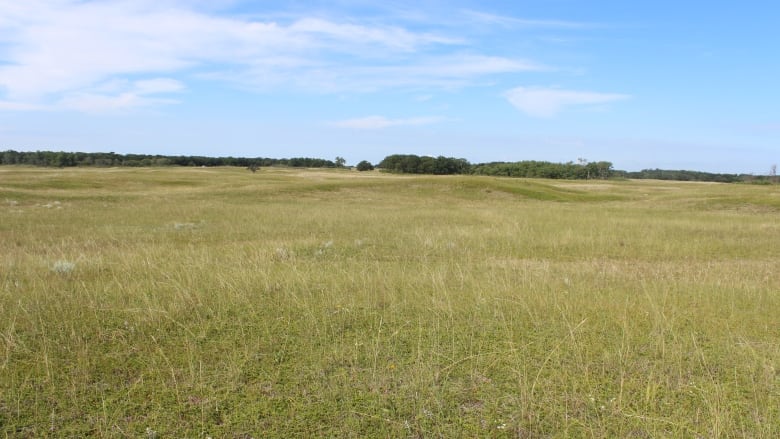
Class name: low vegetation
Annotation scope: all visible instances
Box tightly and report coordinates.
[5,150,774,183]
[1,167,778,437]
[0,150,340,169]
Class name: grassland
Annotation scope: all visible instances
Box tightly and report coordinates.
[1,166,778,437]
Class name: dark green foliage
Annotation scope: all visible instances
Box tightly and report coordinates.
[471,160,614,180]
[1,150,769,184]
[0,150,337,169]
[619,168,742,183]
[377,154,471,175]
[355,160,374,171]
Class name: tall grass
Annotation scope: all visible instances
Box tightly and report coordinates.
[1,167,778,437]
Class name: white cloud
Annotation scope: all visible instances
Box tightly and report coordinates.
[0,101,45,111]
[58,78,184,112]
[463,10,596,29]
[214,54,545,94]
[302,55,546,92]
[133,78,186,95]
[0,1,545,111]
[505,86,630,118]
[331,116,444,129]
[0,1,292,100]
[289,17,460,51]
[399,55,545,78]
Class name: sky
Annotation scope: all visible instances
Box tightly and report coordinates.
[0,0,778,173]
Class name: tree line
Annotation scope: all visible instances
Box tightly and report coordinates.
[0,150,338,169]
[376,154,471,175]
[614,168,742,183]
[375,155,768,183]
[1,149,772,183]
[471,160,614,180]
[377,155,614,180]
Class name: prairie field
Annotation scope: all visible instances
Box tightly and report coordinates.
[0,166,778,437]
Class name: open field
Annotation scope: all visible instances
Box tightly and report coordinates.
[1,166,778,437]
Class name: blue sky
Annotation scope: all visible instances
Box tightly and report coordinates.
[0,0,778,173]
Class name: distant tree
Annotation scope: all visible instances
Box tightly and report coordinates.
[377,154,470,174]
[624,168,740,183]
[577,158,592,179]
[356,160,374,171]
[335,156,346,168]
[2,150,20,165]
[588,161,613,179]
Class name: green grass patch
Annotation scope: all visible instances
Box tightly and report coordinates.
[1,167,778,437]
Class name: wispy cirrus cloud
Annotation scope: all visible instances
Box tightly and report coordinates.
[0,1,542,112]
[505,86,630,118]
[331,116,444,129]
[270,55,546,93]
[58,78,185,112]
[462,10,597,29]
[289,17,461,50]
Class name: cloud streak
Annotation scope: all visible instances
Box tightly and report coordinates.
[58,78,185,112]
[505,86,630,117]
[331,116,444,129]
[463,10,597,29]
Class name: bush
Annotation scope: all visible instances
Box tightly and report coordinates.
[356,160,374,171]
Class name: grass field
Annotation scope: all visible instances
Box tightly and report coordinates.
[1,166,778,437]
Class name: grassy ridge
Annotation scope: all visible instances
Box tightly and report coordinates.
[1,167,778,437]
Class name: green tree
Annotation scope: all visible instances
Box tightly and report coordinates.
[335,156,346,167]
[356,160,374,171]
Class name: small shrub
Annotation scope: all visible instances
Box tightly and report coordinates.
[356,160,374,171]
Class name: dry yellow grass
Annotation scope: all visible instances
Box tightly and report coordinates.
[1,166,778,437]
